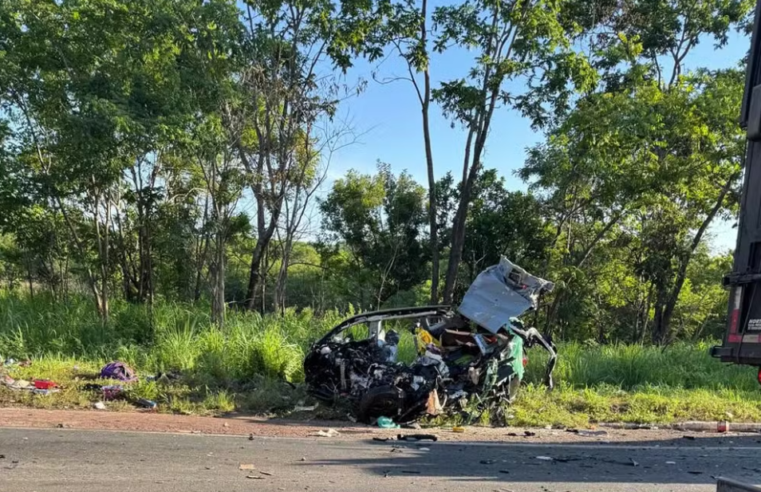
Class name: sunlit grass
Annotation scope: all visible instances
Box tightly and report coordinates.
[1,294,760,424]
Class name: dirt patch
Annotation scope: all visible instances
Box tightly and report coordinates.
[0,407,748,446]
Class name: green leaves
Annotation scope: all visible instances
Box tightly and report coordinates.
[320,164,429,304]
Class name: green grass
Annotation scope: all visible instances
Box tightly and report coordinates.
[1,293,760,425]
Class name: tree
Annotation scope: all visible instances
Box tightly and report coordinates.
[320,164,429,308]
[462,170,553,282]
[371,0,440,302]
[435,0,598,304]
[0,0,244,321]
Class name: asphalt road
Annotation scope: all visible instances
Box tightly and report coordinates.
[2,428,761,492]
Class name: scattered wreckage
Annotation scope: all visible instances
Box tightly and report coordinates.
[304,257,557,424]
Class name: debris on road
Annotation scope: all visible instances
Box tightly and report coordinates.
[568,429,608,437]
[312,429,340,438]
[397,434,438,442]
[524,431,536,437]
[630,458,639,467]
[536,456,553,461]
[373,437,392,442]
[246,475,265,480]
[480,459,496,465]
[303,258,556,424]
[452,426,465,433]
[239,464,256,471]
[93,402,106,410]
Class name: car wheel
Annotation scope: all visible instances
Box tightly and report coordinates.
[357,385,406,424]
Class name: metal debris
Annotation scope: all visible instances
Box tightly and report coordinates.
[397,434,437,442]
[303,258,556,424]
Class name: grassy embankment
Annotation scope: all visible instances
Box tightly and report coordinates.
[0,294,758,427]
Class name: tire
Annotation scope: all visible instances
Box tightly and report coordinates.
[357,385,406,424]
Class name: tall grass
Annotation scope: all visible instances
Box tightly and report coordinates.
[0,294,339,384]
[0,293,757,393]
[524,341,757,391]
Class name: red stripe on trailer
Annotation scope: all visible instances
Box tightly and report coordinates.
[730,310,740,333]
[729,334,742,343]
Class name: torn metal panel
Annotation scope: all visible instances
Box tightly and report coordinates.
[458,257,554,334]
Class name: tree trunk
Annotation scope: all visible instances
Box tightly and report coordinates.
[653,175,736,344]
[193,196,210,303]
[273,238,292,314]
[210,232,226,328]
[442,130,479,304]
[417,0,439,305]
[244,203,280,311]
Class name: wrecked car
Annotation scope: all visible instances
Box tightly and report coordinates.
[304,257,557,424]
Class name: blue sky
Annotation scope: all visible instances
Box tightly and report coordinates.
[325,29,749,253]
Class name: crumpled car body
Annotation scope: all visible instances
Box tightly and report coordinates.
[304,257,557,424]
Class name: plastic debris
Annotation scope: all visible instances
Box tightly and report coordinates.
[239,464,256,471]
[377,417,400,429]
[99,361,137,382]
[535,456,553,461]
[93,401,106,410]
[718,421,730,433]
[33,379,58,390]
[666,461,676,465]
[312,429,340,438]
[452,426,465,433]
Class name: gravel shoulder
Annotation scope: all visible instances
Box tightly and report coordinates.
[0,407,755,447]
